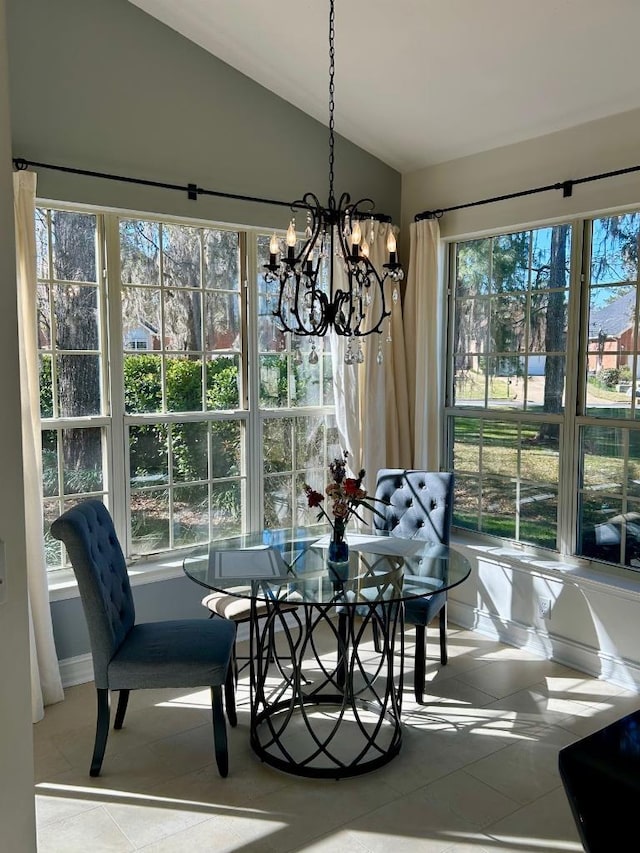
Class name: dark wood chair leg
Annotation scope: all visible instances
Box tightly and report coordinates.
[113,689,129,730]
[211,686,229,778]
[224,664,237,728]
[90,688,111,777]
[414,625,426,704]
[439,604,448,665]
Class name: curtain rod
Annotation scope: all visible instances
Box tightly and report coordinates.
[12,157,392,223]
[414,162,640,221]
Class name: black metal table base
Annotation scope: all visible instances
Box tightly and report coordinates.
[249,599,404,779]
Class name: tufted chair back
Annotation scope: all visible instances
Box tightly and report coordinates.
[374,470,454,545]
[51,500,135,689]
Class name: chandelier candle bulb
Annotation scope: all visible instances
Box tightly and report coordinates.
[286,220,297,260]
[269,233,279,267]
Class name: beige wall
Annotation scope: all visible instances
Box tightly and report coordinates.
[402,107,640,692]
[402,107,640,239]
[0,0,36,848]
[7,0,400,231]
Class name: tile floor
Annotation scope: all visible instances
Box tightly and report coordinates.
[34,623,640,852]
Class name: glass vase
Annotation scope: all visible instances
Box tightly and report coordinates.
[327,522,349,581]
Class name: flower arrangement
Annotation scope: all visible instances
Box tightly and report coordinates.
[303,451,387,554]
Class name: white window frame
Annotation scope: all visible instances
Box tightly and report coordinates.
[40,201,337,594]
[445,205,640,576]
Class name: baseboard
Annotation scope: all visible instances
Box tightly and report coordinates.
[58,602,640,694]
[449,599,640,693]
[58,653,94,688]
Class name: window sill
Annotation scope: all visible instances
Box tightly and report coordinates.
[48,553,191,602]
[451,530,640,598]
[50,532,640,603]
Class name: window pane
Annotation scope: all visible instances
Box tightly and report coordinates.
[171,422,208,483]
[264,418,293,473]
[129,424,169,488]
[206,355,240,410]
[62,428,104,495]
[50,211,96,282]
[120,220,160,285]
[55,283,99,350]
[264,472,294,529]
[42,430,58,497]
[56,354,101,416]
[165,356,203,413]
[173,484,209,547]
[577,425,640,567]
[453,225,569,415]
[260,354,288,407]
[591,214,640,285]
[211,421,241,479]
[203,229,240,291]
[124,354,162,414]
[205,291,241,351]
[131,490,170,555]
[449,415,559,548]
[211,481,242,538]
[122,286,161,352]
[162,224,201,289]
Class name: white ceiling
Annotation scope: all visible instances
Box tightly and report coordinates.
[130,0,640,175]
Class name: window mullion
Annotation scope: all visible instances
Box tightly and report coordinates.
[103,213,128,548]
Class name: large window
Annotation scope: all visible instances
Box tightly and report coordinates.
[39,206,337,572]
[447,210,640,571]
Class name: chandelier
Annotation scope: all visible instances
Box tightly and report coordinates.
[263,0,403,364]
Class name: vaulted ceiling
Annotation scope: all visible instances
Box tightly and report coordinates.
[130,0,640,175]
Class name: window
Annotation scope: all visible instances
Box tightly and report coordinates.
[38,206,337,572]
[447,210,640,571]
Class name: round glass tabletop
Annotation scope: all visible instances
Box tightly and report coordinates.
[183,528,471,607]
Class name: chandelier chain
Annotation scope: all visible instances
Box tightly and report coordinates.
[328,0,336,209]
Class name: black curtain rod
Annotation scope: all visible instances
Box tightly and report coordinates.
[414,162,640,221]
[11,157,392,222]
[13,156,295,210]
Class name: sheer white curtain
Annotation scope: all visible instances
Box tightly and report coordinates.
[404,218,443,469]
[330,221,412,524]
[14,170,64,722]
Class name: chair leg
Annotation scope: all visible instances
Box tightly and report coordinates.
[90,688,111,777]
[439,604,448,665]
[372,618,382,653]
[113,689,130,730]
[211,686,229,778]
[224,663,237,728]
[414,625,426,704]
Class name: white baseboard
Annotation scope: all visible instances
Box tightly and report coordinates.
[58,602,640,694]
[58,653,94,688]
[449,599,640,693]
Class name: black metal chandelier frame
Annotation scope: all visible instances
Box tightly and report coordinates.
[263,0,403,342]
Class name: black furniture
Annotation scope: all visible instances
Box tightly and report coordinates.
[558,709,640,852]
[184,529,470,779]
[51,500,237,778]
[374,469,454,702]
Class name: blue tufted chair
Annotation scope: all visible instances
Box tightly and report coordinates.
[374,470,454,703]
[51,500,237,778]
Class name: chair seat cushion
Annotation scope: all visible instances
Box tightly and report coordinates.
[201,592,298,621]
[404,590,446,626]
[108,619,235,690]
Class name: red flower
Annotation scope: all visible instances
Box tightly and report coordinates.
[304,484,324,508]
[343,478,360,497]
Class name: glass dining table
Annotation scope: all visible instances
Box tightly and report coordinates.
[183,528,471,779]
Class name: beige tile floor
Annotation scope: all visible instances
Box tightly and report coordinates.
[34,624,640,852]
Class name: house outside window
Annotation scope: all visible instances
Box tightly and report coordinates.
[447,210,640,572]
[37,205,338,572]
